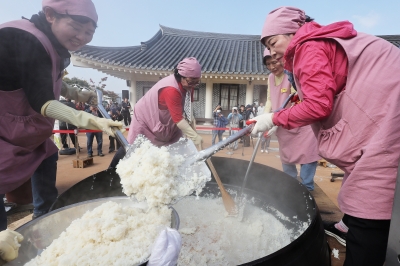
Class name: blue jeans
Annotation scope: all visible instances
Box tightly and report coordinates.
[86,132,103,155]
[212,130,223,145]
[0,152,59,229]
[31,152,58,217]
[282,161,318,191]
[260,136,271,150]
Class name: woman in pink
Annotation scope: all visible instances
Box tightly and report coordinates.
[251,6,400,265]
[0,0,123,261]
[109,57,203,167]
[263,48,319,191]
[127,57,202,147]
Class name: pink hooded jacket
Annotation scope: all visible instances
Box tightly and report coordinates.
[276,21,400,220]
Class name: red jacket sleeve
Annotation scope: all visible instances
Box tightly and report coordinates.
[158,87,184,123]
[273,39,348,129]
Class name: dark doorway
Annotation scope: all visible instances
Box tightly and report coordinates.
[220,84,239,117]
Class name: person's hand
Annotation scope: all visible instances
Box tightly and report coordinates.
[249,113,275,135]
[61,82,98,106]
[0,230,24,262]
[93,118,124,137]
[192,134,203,145]
[148,228,182,266]
[264,126,278,138]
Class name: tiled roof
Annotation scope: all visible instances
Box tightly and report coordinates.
[73,25,268,75]
[378,35,400,48]
[72,25,400,76]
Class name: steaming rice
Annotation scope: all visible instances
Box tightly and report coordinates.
[25,201,171,266]
[174,196,297,265]
[116,137,210,207]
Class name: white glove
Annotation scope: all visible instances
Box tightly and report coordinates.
[148,228,182,266]
[177,119,203,145]
[266,126,278,137]
[0,230,24,262]
[41,100,124,137]
[61,81,97,106]
[250,113,275,135]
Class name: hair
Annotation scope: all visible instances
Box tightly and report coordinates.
[42,8,97,28]
[305,15,314,22]
[173,68,183,83]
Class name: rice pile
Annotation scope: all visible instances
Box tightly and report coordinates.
[116,137,210,207]
[174,196,296,266]
[25,201,171,266]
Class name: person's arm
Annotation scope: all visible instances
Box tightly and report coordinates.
[0,28,55,113]
[273,39,347,129]
[227,113,232,120]
[159,87,202,145]
[159,87,185,123]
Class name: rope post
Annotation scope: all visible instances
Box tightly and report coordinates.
[74,129,79,159]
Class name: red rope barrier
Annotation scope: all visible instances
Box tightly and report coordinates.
[52,127,241,134]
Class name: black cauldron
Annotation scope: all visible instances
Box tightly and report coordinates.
[51,157,330,266]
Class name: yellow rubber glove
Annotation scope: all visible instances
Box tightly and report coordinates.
[61,82,97,106]
[177,119,202,145]
[41,100,124,137]
[0,230,23,262]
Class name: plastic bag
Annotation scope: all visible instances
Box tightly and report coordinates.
[147,227,182,266]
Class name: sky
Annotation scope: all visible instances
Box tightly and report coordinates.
[1,0,399,94]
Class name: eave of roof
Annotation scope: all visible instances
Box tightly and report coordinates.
[72,25,269,76]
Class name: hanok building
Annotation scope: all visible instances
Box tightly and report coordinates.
[71,25,269,123]
[71,26,400,123]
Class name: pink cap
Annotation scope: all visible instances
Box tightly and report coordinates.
[42,0,98,24]
[261,6,305,43]
[177,57,201,78]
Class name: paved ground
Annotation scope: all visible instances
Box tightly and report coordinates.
[6,131,346,265]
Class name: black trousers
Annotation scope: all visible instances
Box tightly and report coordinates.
[59,123,76,148]
[343,214,390,266]
[123,112,131,126]
[109,136,121,152]
[109,146,126,168]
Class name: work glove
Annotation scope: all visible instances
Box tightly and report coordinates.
[264,126,278,138]
[61,81,97,106]
[41,100,124,137]
[148,228,182,266]
[249,113,275,136]
[177,119,203,145]
[0,229,24,262]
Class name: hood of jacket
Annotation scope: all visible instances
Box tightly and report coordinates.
[284,21,357,72]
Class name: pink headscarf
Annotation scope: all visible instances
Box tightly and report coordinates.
[263,48,271,57]
[177,57,201,78]
[263,48,271,65]
[260,6,305,43]
[42,0,98,24]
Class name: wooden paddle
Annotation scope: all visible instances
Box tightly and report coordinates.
[200,144,237,215]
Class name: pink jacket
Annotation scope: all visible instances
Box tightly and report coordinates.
[127,75,184,146]
[269,74,319,164]
[283,21,400,219]
[0,20,61,194]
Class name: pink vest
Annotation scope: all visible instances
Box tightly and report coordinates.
[127,75,183,146]
[269,74,319,164]
[294,33,400,219]
[0,20,61,194]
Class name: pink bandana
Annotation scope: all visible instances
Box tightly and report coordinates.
[42,0,98,24]
[177,57,201,78]
[263,47,271,57]
[261,6,305,44]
